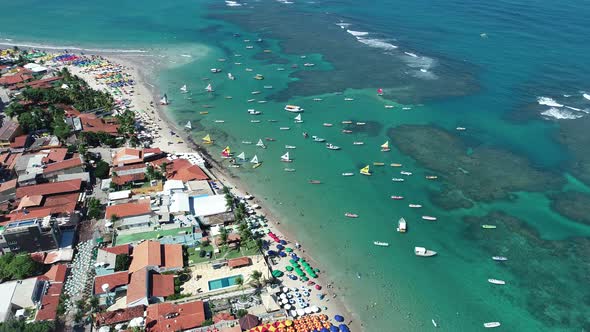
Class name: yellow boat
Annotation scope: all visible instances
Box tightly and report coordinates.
[252,163,262,169]
[390,163,402,167]
[373,162,385,166]
[202,134,213,144]
[200,111,209,115]
[360,165,371,176]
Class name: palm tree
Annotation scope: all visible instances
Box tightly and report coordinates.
[235,276,244,292]
[219,227,229,245]
[249,270,263,289]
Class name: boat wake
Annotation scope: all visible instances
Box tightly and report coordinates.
[346,30,369,37]
[583,93,590,101]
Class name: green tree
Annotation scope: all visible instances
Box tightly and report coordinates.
[115,254,132,271]
[235,276,244,292]
[0,319,55,332]
[0,253,42,280]
[236,309,248,318]
[219,227,229,245]
[94,160,110,179]
[87,198,102,219]
[249,270,263,289]
[201,319,214,327]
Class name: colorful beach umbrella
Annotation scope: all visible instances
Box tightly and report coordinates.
[334,315,344,322]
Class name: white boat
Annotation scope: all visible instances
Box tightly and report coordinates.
[400,171,413,176]
[211,68,222,73]
[180,85,188,93]
[381,141,390,152]
[312,136,326,142]
[385,105,394,109]
[313,98,323,101]
[344,98,354,101]
[342,172,354,176]
[353,142,365,145]
[397,218,407,233]
[258,100,267,104]
[228,73,235,80]
[237,152,246,161]
[248,109,262,115]
[246,45,254,49]
[408,204,422,208]
[279,127,291,130]
[160,94,169,105]
[326,143,341,150]
[185,121,192,130]
[281,152,293,162]
[285,145,296,149]
[492,256,508,261]
[284,168,296,172]
[294,114,303,123]
[242,141,252,145]
[322,123,333,127]
[456,127,466,131]
[256,139,267,149]
[214,120,225,123]
[303,63,315,67]
[415,246,437,257]
[488,279,506,285]
[285,105,304,113]
[251,91,261,95]
[484,322,501,328]
[264,85,273,89]
[247,99,256,103]
[373,241,389,247]
[392,178,405,182]
[250,120,261,123]
[205,83,214,92]
[422,216,437,221]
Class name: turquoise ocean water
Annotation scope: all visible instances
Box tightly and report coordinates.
[2,0,590,330]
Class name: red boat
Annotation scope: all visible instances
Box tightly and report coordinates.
[345,213,359,218]
[391,196,404,200]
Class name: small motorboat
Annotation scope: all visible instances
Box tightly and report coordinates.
[392,178,405,182]
[456,127,467,131]
[344,98,354,101]
[385,105,394,109]
[482,225,497,229]
[357,273,361,279]
[210,68,222,73]
[326,143,341,150]
[242,141,253,145]
[409,204,422,208]
[356,122,366,126]
[303,63,315,67]
[373,241,390,247]
[265,138,276,141]
[425,175,438,180]
[391,196,404,200]
[248,109,262,115]
[323,123,333,127]
[373,162,385,166]
[312,136,326,142]
[488,279,506,285]
[415,246,437,257]
[254,74,264,80]
[492,256,508,261]
[251,91,261,95]
[390,163,403,167]
[313,98,323,101]
[215,120,225,123]
[484,322,501,328]
[247,99,256,102]
[285,145,297,149]
[353,142,365,145]
[341,120,353,124]
[345,213,359,218]
[397,218,407,233]
[284,168,296,172]
[432,319,438,328]
[199,111,209,115]
[284,105,303,112]
[422,216,437,221]
[279,127,291,130]
[342,129,353,134]
[400,171,413,176]
[250,120,261,123]
[342,173,354,176]
[309,180,322,184]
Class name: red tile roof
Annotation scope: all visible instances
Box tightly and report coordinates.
[213,312,235,323]
[43,156,83,174]
[105,199,151,220]
[167,159,208,182]
[45,282,63,296]
[112,173,146,185]
[44,264,69,283]
[10,135,29,149]
[6,207,53,222]
[0,179,17,192]
[151,274,175,298]
[94,271,129,295]
[227,257,251,268]
[11,76,62,91]
[42,148,68,163]
[113,148,143,166]
[79,113,120,135]
[145,301,206,332]
[127,267,149,305]
[113,163,147,173]
[35,292,60,321]
[0,72,33,86]
[95,305,145,327]
[101,244,131,256]
[0,119,21,141]
[16,179,82,199]
[163,244,184,270]
[128,240,161,274]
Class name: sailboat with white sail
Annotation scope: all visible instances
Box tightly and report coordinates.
[205,83,214,92]
[185,121,192,130]
[256,139,266,149]
[280,152,293,163]
[381,141,391,152]
[237,152,246,162]
[180,85,188,93]
[160,94,169,105]
[294,114,303,123]
[250,155,262,168]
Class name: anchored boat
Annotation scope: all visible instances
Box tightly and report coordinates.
[360,165,371,176]
[415,246,437,257]
[381,141,391,152]
[397,218,407,233]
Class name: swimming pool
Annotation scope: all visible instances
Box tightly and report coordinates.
[208,274,243,291]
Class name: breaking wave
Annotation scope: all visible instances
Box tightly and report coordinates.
[541,107,583,120]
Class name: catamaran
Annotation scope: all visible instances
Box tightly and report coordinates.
[185,121,192,130]
[205,83,214,92]
[256,139,267,149]
[381,141,391,152]
[397,218,407,233]
[415,246,437,257]
[360,165,371,176]
[294,114,303,123]
[180,85,188,93]
[160,94,169,105]
[284,105,304,113]
[250,155,262,168]
[202,134,212,144]
[280,152,293,162]
[221,146,232,159]
[237,152,246,161]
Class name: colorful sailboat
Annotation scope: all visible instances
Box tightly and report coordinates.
[205,83,213,92]
[360,165,371,176]
[381,141,391,152]
[250,155,262,168]
[202,134,212,144]
[294,114,303,123]
[221,146,232,158]
[160,94,169,105]
[256,139,266,149]
[280,152,293,162]
[185,121,192,130]
[377,88,383,96]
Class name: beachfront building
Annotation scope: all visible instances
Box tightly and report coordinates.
[192,194,234,226]
[145,300,207,332]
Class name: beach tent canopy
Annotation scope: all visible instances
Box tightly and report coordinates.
[272,270,284,277]
[339,324,350,332]
[330,326,339,332]
[239,314,260,330]
[320,328,330,332]
[334,315,344,322]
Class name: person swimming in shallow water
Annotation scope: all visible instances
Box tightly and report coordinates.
[303,132,308,138]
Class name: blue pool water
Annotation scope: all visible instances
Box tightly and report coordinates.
[208,274,243,291]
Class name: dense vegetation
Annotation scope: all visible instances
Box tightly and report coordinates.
[114,254,132,272]
[0,320,55,332]
[0,253,43,281]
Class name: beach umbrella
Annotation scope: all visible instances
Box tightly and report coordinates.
[285,320,293,327]
[289,259,298,265]
[279,252,287,257]
[282,287,289,293]
[285,247,293,252]
[277,244,285,250]
[320,328,329,332]
[272,270,284,277]
[280,240,287,245]
[334,315,344,322]
[280,294,287,299]
[329,326,339,332]
[338,325,349,332]
[297,309,306,316]
[284,304,292,310]
[239,314,261,331]
[286,266,294,271]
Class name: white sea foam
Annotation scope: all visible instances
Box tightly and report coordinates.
[583,93,590,101]
[356,37,398,50]
[225,1,242,6]
[563,94,571,97]
[346,30,369,37]
[537,96,563,107]
[541,107,582,120]
[0,41,146,53]
[336,22,352,29]
[404,52,418,58]
[180,54,192,58]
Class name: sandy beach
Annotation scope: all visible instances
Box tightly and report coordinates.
[57,51,363,331]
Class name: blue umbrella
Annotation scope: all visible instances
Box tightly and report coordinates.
[279,252,287,257]
[339,324,350,332]
[330,326,339,332]
[334,315,344,322]
[267,250,277,256]
[280,240,287,245]
[277,244,285,250]
[320,328,329,332]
